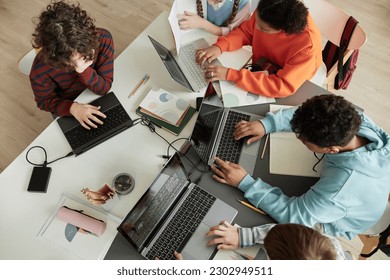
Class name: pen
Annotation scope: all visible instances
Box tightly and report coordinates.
[260,133,269,159]
[128,74,149,98]
[236,199,266,215]
[233,250,249,260]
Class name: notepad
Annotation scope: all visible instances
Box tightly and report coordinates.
[268,105,323,178]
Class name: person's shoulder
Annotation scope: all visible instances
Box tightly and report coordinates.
[30,52,51,80]
[97,28,113,40]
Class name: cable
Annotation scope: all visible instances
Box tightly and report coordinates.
[137,116,208,173]
[25,145,73,167]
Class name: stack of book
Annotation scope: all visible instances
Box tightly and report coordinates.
[136,88,196,135]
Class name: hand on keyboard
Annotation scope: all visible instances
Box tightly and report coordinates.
[204,65,228,82]
[206,221,240,250]
[196,46,221,66]
[70,102,106,130]
[211,157,248,187]
[234,120,266,145]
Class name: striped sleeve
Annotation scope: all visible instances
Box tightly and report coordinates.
[77,28,114,95]
[239,224,276,247]
[29,56,75,116]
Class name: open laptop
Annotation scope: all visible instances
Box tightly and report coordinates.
[57,92,133,156]
[148,35,221,92]
[189,88,263,176]
[117,152,237,260]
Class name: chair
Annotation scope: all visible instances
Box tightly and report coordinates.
[358,198,390,260]
[17,48,40,77]
[303,0,367,92]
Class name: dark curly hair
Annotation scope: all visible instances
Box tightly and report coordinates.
[290,95,362,147]
[32,0,99,69]
[257,0,308,34]
[264,224,337,260]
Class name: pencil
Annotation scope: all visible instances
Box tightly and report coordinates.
[128,74,149,98]
[236,199,266,215]
[260,133,270,159]
[233,250,250,260]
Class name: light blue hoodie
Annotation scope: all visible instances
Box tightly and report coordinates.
[238,107,390,239]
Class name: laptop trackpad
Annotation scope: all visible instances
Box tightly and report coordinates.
[181,223,215,260]
[240,141,261,175]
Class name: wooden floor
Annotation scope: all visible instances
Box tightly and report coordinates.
[0,0,389,260]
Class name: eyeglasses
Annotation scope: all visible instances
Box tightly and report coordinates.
[312,152,325,172]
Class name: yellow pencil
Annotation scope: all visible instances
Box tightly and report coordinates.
[237,199,266,215]
[260,133,270,159]
[128,74,149,98]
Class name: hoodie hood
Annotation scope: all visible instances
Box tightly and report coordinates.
[325,113,390,177]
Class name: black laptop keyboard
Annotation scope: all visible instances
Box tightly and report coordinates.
[64,105,131,150]
[216,110,251,163]
[145,185,216,260]
[130,175,188,247]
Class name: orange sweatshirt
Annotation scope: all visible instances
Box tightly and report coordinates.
[215,13,322,98]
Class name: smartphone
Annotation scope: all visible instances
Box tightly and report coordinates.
[27,166,52,193]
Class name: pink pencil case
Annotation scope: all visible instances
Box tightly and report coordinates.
[57,206,106,236]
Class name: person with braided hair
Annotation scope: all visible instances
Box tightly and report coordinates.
[196,0,322,98]
[178,0,251,36]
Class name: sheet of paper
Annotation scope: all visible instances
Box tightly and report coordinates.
[220,81,275,108]
[169,0,197,54]
[168,0,182,54]
[37,194,120,259]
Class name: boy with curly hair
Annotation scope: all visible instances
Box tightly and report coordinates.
[196,0,322,98]
[212,94,390,239]
[30,0,114,129]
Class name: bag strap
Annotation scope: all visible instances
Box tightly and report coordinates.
[337,16,359,81]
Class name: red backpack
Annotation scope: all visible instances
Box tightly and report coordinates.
[322,16,359,90]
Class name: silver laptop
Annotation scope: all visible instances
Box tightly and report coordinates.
[148,35,221,92]
[189,90,262,176]
[117,152,237,260]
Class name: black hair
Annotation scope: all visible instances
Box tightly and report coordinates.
[257,0,308,34]
[290,94,362,147]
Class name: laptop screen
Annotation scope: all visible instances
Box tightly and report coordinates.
[117,153,189,250]
[189,90,224,163]
[148,36,193,91]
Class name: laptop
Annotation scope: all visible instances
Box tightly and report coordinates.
[148,35,221,92]
[117,152,237,260]
[189,88,263,176]
[57,92,133,156]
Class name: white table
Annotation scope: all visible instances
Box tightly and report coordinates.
[0,11,252,259]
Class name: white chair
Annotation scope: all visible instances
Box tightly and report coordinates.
[304,0,367,92]
[358,198,390,260]
[17,48,39,77]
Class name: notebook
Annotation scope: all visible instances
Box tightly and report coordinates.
[148,35,221,92]
[189,88,263,176]
[57,92,133,156]
[268,105,323,178]
[117,152,238,260]
[136,106,196,136]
